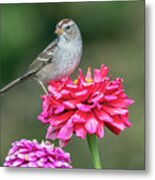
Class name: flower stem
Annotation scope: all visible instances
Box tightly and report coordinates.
[87,134,102,169]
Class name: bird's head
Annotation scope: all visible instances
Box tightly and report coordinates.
[55,18,81,41]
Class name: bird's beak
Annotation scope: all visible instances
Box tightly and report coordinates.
[55,28,64,35]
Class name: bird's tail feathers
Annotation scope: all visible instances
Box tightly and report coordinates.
[0,72,34,95]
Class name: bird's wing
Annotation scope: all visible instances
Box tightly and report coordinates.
[26,39,58,75]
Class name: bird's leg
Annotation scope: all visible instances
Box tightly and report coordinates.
[38,80,48,95]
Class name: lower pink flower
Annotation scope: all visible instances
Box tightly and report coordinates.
[4,139,72,168]
[38,64,134,147]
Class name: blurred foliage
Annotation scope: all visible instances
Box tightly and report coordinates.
[0,1,144,169]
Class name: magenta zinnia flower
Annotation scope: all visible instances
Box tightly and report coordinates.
[4,139,72,168]
[38,64,134,147]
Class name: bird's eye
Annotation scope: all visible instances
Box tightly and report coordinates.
[66,26,71,30]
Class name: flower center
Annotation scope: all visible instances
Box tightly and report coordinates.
[85,78,93,83]
[73,79,78,84]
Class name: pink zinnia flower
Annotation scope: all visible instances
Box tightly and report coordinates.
[4,139,72,168]
[38,64,134,147]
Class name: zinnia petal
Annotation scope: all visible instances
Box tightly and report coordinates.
[103,105,128,115]
[85,113,99,134]
[96,122,104,138]
[94,109,113,122]
[76,103,91,112]
[75,124,87,139]
[57,120,74,140]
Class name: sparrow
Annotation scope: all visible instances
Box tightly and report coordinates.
[0,18,83,94]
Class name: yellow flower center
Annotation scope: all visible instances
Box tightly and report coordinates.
[74,79,78,85]
[85,78,93,83]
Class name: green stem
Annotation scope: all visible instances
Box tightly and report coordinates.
[87,134,102,169]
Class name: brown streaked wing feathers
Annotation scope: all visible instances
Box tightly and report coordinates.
[26,40,57,75]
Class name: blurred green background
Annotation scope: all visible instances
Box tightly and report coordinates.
[0,1,144,169]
